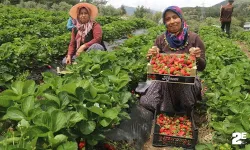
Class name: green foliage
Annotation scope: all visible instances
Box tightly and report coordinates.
[199,26,250,146]
[120,5,126,16]
[50,1,72,11]
[98,5,121,16]
[133,5,151,18]
[0,4,156,88]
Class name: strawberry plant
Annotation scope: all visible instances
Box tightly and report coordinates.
[199,26,250,147]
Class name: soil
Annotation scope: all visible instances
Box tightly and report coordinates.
[236,41,250,58]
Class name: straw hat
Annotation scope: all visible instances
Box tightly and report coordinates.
[69,3,98,20]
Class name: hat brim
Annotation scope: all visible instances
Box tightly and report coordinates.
[69,3,98,20]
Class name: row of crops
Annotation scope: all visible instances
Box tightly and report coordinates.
[196,27,250,149]
[0,4,164,149]
[2,3,250,150]
[0,4,156,89]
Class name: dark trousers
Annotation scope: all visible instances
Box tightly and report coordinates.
[221,21,231,36]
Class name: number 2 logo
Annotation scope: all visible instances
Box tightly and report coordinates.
[232,132,247,145]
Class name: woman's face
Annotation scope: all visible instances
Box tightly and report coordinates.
[78,7,90,24]
[164,11,182,34]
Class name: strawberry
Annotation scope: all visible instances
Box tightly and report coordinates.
[78,141,85,149]
[104,143,116,150]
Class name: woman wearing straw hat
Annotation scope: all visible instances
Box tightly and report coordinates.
[64,3,106,64]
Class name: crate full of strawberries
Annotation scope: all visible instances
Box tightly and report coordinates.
[147,53,197,84]
[152,107,198,148]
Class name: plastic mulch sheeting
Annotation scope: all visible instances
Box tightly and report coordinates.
[104,105,154,150]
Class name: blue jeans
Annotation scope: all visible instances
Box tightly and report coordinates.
[62,43,104,64]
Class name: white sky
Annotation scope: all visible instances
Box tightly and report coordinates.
[106,0,225,11]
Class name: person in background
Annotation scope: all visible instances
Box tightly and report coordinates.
[63,3,106,65]
[67,17,77,31]
[140,6,206,112]
[220,0,234,37]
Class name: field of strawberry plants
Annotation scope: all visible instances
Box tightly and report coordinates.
[1,3,250,150]
[196,27,250,149]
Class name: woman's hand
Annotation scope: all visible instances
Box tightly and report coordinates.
[66,55,72,64]
[189,47,201,58]
[76,44,87,57]
[147,46,159,59]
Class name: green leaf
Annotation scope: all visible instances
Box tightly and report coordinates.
[103,108,120,119]
[90,64,101,75]
[49,134,68,148]
[76,105,88,119]
[100,118,112,127]
[119,111,131,120]
[79,80,90,89]
[92,55,101,63]
[0,97,12,107]
[229,104,241,114]
[230,78,245,87]
[57,141,78,150]
[241,114,250,131]
[11,81,24,95]
[95,84,108,93]
[121,92,131,104]
[51,110,67,132]
[58,92,70,109]
[87,138,98,146]
[6,107,25,121]
[0,89,21,101]
[36,83,51,96]
[18,119,30,129]
[88,106,103,116]
[23,80,36,95]
[43,93,60,106]
[101,70,113,76]
[21,96,35,117]
[113,66,121,75]
[1,73,13,82]
[79,121,96,135]
[108,75,119,83]
[59,83,77,95]
[66,111,85,127]
[116,80,129,91]
[211,122,223,132]
[33,112,51,129]
[28,108,43,120]
[27,126,50,138]
[245,145,250,150]
[89,84,97,98]
[98,94,111,105]
[235,124,245,132]
[76,87,85,102]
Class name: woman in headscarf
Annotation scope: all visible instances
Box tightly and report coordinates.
[140,6,206,112]
[64,3,106,64]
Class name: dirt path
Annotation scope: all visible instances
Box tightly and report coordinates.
[235,41,250,58]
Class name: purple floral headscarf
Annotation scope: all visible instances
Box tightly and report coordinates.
[162,6,189,50]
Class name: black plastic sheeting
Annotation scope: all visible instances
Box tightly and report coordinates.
[104,105,153,150]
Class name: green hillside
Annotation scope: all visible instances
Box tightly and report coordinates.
[213,0,250,7]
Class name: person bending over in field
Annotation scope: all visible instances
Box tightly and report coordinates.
[66,16,76,31]
[63,3,106,65]
[140,6,206,112]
